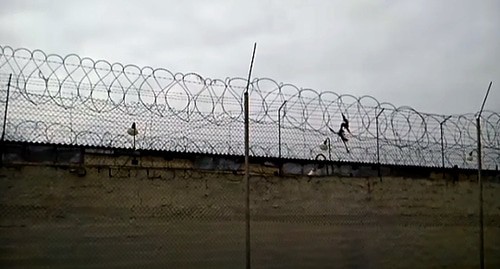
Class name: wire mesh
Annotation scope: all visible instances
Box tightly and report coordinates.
[0,45,499,268]
[0,45,498,169]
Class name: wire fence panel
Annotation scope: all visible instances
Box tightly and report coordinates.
[0,45,499,169]
[1,45,500,269]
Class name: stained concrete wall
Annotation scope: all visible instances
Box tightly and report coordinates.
[0,147,499,268]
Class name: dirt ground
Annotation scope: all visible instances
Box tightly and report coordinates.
[1,216,499,269]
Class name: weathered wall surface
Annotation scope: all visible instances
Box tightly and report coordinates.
[1,156,499,268]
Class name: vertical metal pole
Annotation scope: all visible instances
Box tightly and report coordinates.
[327,138,331,161]
[440,124,444,171]
[0,74,12,166]
[376,108,384,179]
[245,43,257,269]
[1,74,12,142]
[244,91,250,268]
[228,121,232,153]
[327,138,331,175]
[477,117,484,269]
[476,81,491,269]
[440,116,451,178]
[130,122,137,150]
[278,109,281,159]
[278,101,287,176]
[69,93,74,131]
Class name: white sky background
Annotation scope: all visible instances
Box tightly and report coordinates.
[0,0,499,115]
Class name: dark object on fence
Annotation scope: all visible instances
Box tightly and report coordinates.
[341,113,351,134]
[328,113,351,153]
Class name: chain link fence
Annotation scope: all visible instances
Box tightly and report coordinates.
[0,45,499,268]
[0,45,499,169]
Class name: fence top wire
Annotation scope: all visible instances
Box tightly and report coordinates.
[0,45,499,169]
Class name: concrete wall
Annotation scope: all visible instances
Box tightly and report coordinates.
[0,149,499,268]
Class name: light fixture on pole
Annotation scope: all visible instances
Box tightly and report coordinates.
[127,122,138,147]
[127,122,139,165]
[319,137,331,161]
[319,137,332,176]
[466,150,475,162]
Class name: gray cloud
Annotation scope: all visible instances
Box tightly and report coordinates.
[1,0,499,114]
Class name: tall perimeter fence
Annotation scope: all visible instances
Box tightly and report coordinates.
[1,45,500,269]
[0,45,499,169]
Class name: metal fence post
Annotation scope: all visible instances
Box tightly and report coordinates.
[476,117,484,269]
[440,116,452,178]
[476,81,492,269]
[0,74,12,167]
[376,108,384,180]
[278,101,287,176]
[1,74,12,143]
[244,43,257,269]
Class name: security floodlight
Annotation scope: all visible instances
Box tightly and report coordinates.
[466,151,475,162]
[319,139,328,151]
[127,122,139,165]
[319,138,331,160]
[127,123,138,136]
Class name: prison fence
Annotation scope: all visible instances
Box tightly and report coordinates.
[0,45,499,269]
[0,45,498,170]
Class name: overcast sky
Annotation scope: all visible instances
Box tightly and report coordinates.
[1,0,498,115]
